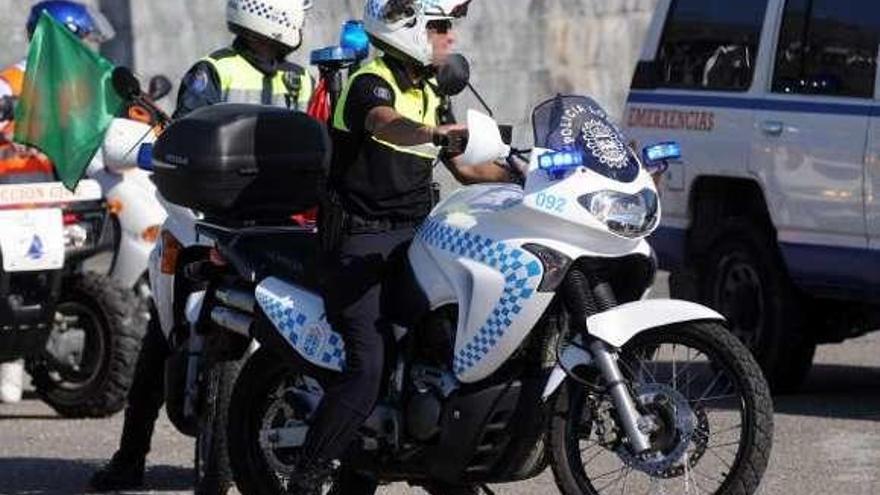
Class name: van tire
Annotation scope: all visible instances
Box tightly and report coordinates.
[697,218,815,393]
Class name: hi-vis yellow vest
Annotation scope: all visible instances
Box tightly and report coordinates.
[202,51,312,110]
[333,57,441,159]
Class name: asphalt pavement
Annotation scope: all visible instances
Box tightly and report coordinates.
[1,274,879,494]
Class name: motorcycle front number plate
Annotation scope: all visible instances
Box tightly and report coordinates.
[0,208,65,272]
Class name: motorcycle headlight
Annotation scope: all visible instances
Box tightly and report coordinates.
[578,189,659,239]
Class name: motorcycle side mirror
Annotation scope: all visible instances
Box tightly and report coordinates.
[148,75,173,101]
[112,67,141,100]
[435,53,470,96]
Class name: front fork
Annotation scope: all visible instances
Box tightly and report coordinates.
[561,268,653,454]
[589,340,653,454]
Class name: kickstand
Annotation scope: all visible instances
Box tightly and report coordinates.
[480,485,496,495]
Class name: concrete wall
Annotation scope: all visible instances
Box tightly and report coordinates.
[1,0,657,132]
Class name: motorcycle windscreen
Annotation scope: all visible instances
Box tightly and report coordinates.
[532,95,640,183]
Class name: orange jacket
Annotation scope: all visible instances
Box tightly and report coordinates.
[0,61,53,176]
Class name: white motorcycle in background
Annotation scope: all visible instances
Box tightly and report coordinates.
[147,93,773,494]
[91,75,172,306]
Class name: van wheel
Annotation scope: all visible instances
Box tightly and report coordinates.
[699,219,815,393]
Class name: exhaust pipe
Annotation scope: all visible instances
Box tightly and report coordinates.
[215,287,256,313]
[211,307,253,337]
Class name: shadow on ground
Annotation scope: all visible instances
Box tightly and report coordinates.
[773,364,880,421]
[0,458,193,494]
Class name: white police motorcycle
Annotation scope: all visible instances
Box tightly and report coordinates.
[144,89,773,495]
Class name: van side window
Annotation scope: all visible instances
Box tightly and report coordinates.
[773,0,880,98]
[655,0,768,91]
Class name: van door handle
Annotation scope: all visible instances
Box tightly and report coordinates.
[761,121,784,137]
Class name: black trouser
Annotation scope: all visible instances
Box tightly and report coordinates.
[302,227,415,469]
[116,305,234,488]
[117,314,169,461]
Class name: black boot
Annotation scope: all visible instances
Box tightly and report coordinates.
[88,452,145,492]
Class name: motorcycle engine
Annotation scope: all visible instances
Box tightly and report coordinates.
[405,307,458,441]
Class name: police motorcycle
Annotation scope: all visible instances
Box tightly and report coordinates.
[127,27,373,489]
[0,68,174,416]
[142,71,775,495]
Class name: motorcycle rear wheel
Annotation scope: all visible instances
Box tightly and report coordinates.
[228,348,343,495]
[548,321,773,495]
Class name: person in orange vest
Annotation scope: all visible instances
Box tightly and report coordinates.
[0,0,114,181]
[0,1,114,405]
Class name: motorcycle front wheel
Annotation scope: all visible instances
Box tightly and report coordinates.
[548,321,773,495]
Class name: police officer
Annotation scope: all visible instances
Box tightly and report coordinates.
[89,1,314,492]
[291,1,509,493]
[0,1,115,404]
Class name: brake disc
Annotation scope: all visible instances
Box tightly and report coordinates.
[616,383,702,476]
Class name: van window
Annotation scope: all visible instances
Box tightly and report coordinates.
[655,0,769,91]
[773,0,880,98]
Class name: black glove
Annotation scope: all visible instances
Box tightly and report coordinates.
[433,128,469,156]
[0,96,15,121]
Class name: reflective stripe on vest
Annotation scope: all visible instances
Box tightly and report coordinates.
[202,53,312,110]
[333,58,441,160]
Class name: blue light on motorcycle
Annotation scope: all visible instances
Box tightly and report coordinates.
[137,143,153,171]
[643,142,681,164]
[538,150,584,178]
[340,20,370,60]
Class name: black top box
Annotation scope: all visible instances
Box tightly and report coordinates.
[152,104,330,220]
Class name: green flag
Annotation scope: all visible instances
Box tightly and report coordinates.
[14,12,122,190]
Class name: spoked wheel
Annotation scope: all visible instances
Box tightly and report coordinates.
[228,349,338,495]
[549,322,773,495]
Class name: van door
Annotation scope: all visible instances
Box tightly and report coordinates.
[624,0,771,268]
[750,0,875,297]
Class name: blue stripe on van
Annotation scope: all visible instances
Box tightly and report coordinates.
[627,91,877,117]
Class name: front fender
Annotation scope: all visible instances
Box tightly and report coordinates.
[542,299,724,400]
[587,299,725,348]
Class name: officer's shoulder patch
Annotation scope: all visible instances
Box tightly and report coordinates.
[373,85,393,102]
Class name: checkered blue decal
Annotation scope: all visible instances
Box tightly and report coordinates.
[418,218,544,375]
[256,280,346,372]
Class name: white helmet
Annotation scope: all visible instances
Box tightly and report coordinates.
[364,0,471,66]
[226,0,313,51]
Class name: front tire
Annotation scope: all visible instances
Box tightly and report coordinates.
[30,272,145,418]
[548,322,773,495]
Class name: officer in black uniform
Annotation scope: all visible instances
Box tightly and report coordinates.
[291,1,511,494]
[89,1,314,493]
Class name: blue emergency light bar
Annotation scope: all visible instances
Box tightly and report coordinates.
[340,20,370,60]
[643,141,681,164]
[538,150,584,179]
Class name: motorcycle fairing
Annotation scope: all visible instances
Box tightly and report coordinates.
[255,277,346,372]
[414,212,548,383]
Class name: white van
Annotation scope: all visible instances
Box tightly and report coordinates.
[623,0,880,392]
